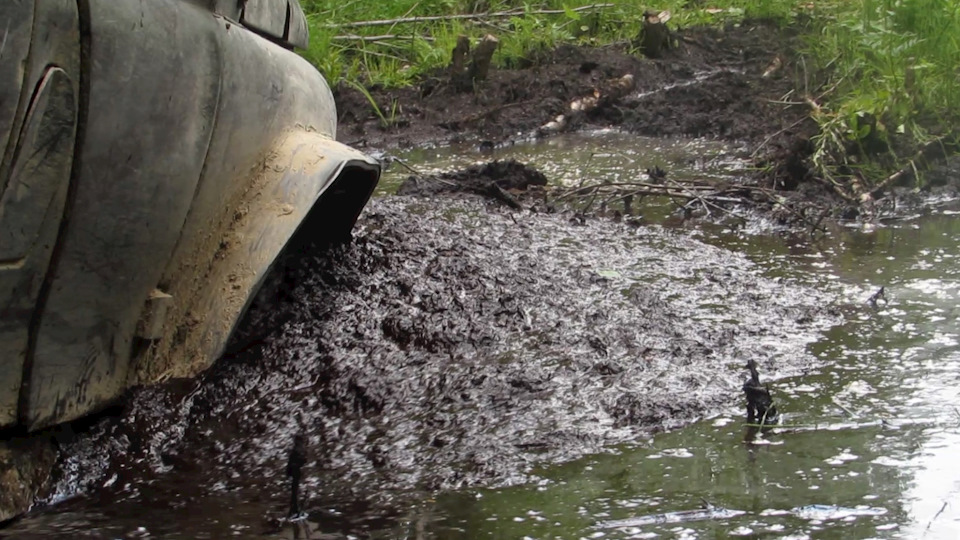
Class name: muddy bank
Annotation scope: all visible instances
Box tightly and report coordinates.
[6,195,840,537]
[335,22,805,151]
[338,20,960,223]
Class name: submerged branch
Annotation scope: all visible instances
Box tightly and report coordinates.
[866,134,960,200]
[551,178,758,223]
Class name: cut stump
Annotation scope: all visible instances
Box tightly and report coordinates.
[450,34,499,91]
[639,10,671,59]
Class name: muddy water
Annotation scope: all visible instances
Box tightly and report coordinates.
[3,134,960,539]
[420,213,960,539]
[370,133,960,539]
[376,130,748,196]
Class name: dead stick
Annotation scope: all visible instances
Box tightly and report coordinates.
[484,183,524,210]
[333,34,435,42]
[557,181,720,200]
[327,4,614,28]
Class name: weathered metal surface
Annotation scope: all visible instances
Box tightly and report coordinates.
[0,68,78,429]
[135,289,174,341]
[241,0,288,42]
[206,0,243,20]
[0,1,35,178]
[21,0,223,429]
[133,16,375,387]
[137,135,378,387]
[0,0,80,428]
[0,68,78,264]
[1,0,81,186]
[0,0,379,431]
[286,1,311,50]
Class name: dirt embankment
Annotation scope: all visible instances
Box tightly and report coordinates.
[336,22,817,193]
[336,22,806,149]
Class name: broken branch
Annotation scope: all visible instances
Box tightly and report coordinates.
[333,34,435,42]
[327,4,615,28]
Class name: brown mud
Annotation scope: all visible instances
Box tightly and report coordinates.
[4,196,840,537]
[396,159,547,197]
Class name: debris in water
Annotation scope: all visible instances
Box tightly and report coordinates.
[743,359,779,426]
[396,159,547,208]
[866,286,886,307]
[645,165,667,184]
[286,434,308,518]
[596,500,745,529]
[789,504,888,521]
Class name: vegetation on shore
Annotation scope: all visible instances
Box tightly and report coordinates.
[300,0,960,199]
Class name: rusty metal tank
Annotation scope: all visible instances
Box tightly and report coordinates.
[0,0,381,431]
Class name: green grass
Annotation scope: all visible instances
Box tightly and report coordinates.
[301,0,960,192]
[809,0,960,192]
[299,1,800,88]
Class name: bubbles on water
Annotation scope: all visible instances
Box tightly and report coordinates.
[792,504,887,521]
[646,448,694,459]
[839,380,876,397]
[824,451,859,466]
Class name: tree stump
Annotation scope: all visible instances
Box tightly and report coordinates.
[639,10,671,59]
[450,35,471,80]
[450,34,499,91]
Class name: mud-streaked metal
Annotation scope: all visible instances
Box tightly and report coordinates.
[0,0,379,431]
[0,0,81,429]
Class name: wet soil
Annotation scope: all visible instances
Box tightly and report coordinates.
[335,21,808,152]
[396,159,547,198]
[12,196,840,536]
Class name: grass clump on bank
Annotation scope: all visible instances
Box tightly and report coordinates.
[302,0,960,198]
[809,0,960,200]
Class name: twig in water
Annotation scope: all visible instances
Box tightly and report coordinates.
[582,182,605,213]
[867,134,960,200]
[809,207,829,237]
[831,396,858,418]
[866,286,886,307]
[390,156,422,176]
[926,501,948,531]
[485,182,524,210]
